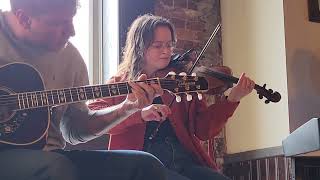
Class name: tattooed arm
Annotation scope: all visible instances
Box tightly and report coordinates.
[61,74,163,145]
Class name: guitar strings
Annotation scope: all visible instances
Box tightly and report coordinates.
[0,78,201,101]
[0,81,177,98]
[0,79,201,106]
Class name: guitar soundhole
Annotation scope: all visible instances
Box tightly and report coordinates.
[0,87,21,136]
[0,112,26,136]
[0,106,15,123]
[0,88,16,123]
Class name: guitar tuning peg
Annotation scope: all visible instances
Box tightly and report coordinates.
[191,73,196,77]
[175,95,182,102]
[179,72,187,76]
[186,93,192,101]
[197,93,203,100]
[168,71,176,75]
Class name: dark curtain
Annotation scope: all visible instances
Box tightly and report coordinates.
[118,0,155,60]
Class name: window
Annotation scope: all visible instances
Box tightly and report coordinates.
[0,0,11,11]
[70,0,90,72]
[102,0,119,81]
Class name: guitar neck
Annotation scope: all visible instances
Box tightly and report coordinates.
[12,78,162,110]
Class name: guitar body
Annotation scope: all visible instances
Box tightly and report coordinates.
[0,63,49,150]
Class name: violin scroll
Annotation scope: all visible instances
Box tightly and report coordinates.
[256,84,281,104]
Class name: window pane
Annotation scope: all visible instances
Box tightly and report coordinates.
[0,0,11,11]
[70,0,90,69]
[103,0,119,81]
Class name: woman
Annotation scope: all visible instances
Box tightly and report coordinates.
[89,14,255,180]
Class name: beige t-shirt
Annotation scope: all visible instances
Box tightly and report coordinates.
[0,11,94,151]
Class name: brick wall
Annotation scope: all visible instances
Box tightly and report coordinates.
[155,0,223,67]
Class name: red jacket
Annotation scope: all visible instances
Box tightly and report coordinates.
[89,74,239,170]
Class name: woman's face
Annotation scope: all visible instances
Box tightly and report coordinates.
[143,26,174,76]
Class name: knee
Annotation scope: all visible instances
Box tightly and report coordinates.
[135,151,167,180]
[43,152,78,180]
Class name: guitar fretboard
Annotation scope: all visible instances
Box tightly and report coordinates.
[9,79,163,110]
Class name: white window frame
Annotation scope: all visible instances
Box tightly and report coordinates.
[90,0,119,84]
[102,0,119,82]
[89,0,104,84]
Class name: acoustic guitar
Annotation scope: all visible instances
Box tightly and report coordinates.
[0,63,208,150]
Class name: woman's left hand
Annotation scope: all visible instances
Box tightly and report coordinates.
[227,73,255,102]
[141,104,171,122]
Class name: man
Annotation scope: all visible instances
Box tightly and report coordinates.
[0,0,167,180]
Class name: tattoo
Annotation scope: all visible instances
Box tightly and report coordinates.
[89,101,139,136]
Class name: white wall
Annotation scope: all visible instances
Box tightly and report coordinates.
[221,0,290,153]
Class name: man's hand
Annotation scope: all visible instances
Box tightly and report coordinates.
[126,74,164,109]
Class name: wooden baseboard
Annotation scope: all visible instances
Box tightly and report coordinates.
[224,146,284,164]
[223,146,293,179]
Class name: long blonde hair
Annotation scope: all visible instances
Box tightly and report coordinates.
[118,14,176,80]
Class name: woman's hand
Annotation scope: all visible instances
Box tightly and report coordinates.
[227,73,255,102]
[141,104,171,122]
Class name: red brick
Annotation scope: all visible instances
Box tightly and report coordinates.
[173,48,185,55]
[176,39,194,49]
[176,28,197,40]
[156,8,187,20]
[187,0,198,10]
[160,0,173,7]
[184,9,202,21]
[155,2,166,14]
[195,31,211,41]
[186,21,205,31]
[192,42,202,48]
[170,18,186,28]
[174,0,187,9]
[171,8,188,19]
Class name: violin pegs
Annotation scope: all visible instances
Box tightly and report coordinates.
[197,93,203,100]
[191,73,197,77]
[179,72,187,76]
[168,71,176,75]
[186,93,193,101]
[175,95,182,102]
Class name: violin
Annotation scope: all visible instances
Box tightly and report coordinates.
[168,56,233,95]
[168,23,281,104]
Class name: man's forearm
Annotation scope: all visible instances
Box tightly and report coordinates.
[87,101,139,137]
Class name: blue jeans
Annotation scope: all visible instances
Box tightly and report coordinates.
[0,149,166,180]
[145,137,230,180]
